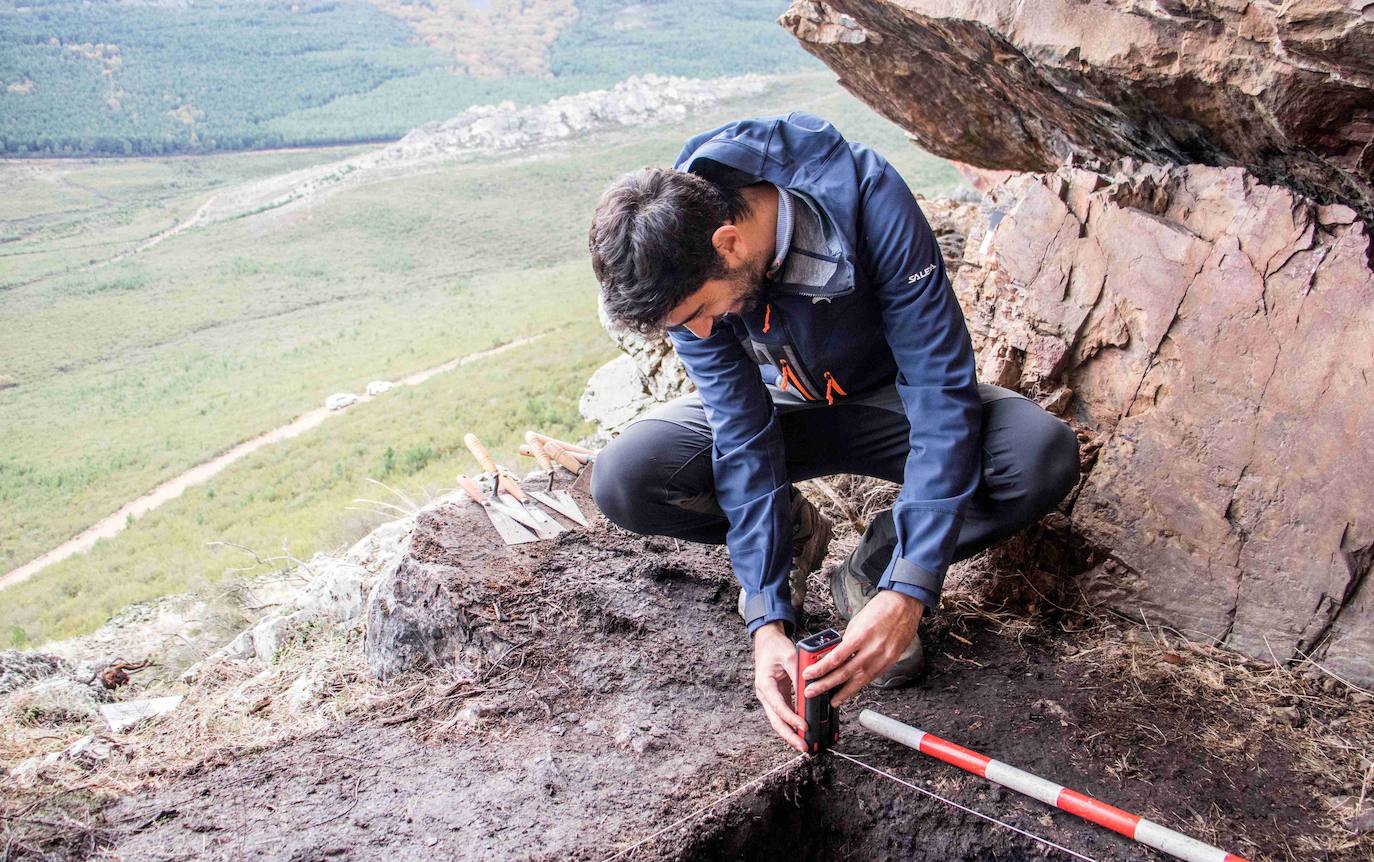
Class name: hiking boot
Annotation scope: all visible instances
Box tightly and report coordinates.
[828,558,926,687]
[737,491,834,620]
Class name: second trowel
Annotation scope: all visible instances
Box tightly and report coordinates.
[523,431,589,527]
[464,433,563,539]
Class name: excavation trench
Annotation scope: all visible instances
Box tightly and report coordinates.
[673,756,1082,862]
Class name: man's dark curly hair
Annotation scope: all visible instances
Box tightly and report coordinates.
[588,167,750,333]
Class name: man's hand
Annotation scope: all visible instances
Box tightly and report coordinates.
[801,590,923,706]
[752,621,807,752]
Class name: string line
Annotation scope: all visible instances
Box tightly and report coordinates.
[598,754,808,862]
[830,750,1100,862]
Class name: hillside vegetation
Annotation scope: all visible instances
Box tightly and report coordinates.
[0,73,961,646]
[0,0,816,156]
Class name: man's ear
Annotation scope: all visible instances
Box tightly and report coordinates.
[711,223,745,267]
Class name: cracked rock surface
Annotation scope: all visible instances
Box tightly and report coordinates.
[953,160,1373,683]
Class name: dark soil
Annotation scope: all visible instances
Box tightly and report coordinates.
[97,488,1360,862]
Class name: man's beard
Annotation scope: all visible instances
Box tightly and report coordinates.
[726,250,769,315]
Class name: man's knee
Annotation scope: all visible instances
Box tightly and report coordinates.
[988,398,1079,518]
[590,418,690,535]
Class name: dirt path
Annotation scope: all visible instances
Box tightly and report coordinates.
[0,333,550,591]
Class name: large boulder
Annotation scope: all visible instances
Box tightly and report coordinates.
[579,300,695,437]
[954,159,1373,682]
[188,517,414,676]
[781,0,1374,223]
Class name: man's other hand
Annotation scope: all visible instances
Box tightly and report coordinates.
[800,590,923,705]
[752,621,807,752]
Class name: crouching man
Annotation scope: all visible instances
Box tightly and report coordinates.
[585,113,1079,752]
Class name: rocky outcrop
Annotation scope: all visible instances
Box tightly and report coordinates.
[955,160,1373,682]
[389,74,768,161]
[579,301,693,437]
[781,0,1374,223]
[187,517,413,677]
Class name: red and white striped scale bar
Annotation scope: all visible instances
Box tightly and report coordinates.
[858,710,1251,862]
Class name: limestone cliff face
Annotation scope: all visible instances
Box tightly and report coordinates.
[781,0,1374,222]
[777,0,1374,682]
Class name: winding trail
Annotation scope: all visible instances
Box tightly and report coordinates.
[0,332,550,591]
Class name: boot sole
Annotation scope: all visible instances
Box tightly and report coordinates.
[869,666,925,689]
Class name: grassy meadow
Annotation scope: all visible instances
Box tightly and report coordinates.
[0,72,960,645]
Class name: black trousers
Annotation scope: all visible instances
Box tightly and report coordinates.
[592,383,1080,587]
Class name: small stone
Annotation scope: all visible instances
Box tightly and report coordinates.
[1349,809,1374,834]
[100,695,183,733]
[549,724,566,736]
[583,720,602,736]
[65,735,112,767]
[1272,705,1302,726]
[10,751,61,780]
[456,703,483,725]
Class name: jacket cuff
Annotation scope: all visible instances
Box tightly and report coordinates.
[743,592,796,637]
[879,557,944,608]
[882,581,939,612]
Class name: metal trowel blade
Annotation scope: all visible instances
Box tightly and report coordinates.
[494,494,562,539]
[530,490,588,527]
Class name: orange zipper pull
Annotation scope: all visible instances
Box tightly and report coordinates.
[823,371,847,405]
[762,303,772,333]
[780,359,816,401]
[777,357,790,392]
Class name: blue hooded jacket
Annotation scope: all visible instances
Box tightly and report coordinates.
[668,112,982,636]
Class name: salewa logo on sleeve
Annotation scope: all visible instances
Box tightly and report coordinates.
[907,263,937,284]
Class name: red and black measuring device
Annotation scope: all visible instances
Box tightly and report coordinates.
[795,627,842,754]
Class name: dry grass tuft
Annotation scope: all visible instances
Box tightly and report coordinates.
[1058,613,1374,859]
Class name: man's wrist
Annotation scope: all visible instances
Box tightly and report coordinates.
[877,586,926,620]
[753,620,788,642]
[879,586,921,606]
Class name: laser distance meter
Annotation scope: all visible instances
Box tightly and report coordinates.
[795,628,842,754]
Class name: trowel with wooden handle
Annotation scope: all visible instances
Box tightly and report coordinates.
[463,433,563,539]
[457,474,537,545]
[521,431,589,527]
[528,432,593,475]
